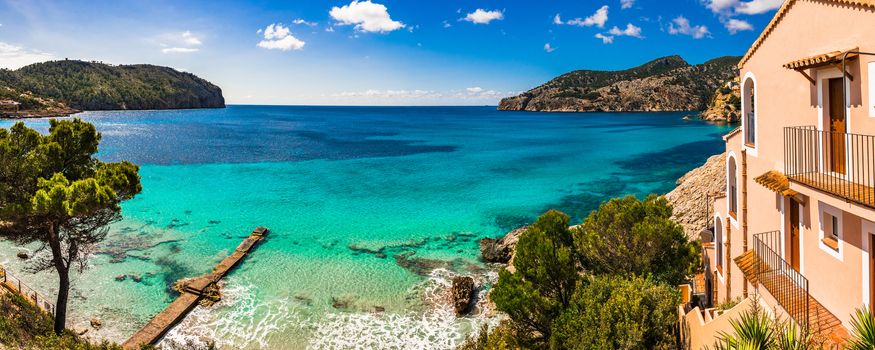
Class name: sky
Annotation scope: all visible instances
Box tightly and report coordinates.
[0,0,783,106]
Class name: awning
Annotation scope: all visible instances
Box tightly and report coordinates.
[754,170,800,197]
[783,48,858,70]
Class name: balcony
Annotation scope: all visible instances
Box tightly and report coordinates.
[785,126,875,208]
[735,231,844,337]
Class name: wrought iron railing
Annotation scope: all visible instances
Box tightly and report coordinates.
[785,126,875,208]
[753,231,809,330]
[0,265,55,316]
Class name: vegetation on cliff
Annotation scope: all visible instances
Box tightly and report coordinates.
[465,195,700,349]
[0,60,224,114]
[700,77,741,122]
[498,55,740,112]
[0,292,133,350]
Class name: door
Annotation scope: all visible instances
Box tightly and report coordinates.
[871,233,875,313]
[828,78,846,174]
[789,200,800,271]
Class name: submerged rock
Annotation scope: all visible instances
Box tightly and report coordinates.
[90,318,102,330]
[449,276,475,316]
[16,251,29,260]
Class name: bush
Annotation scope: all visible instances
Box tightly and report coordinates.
[551,275,680,350]
[573,194,701,285]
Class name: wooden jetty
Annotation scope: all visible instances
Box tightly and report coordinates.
[122,226,268,349]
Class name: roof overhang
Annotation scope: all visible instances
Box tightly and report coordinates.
[783,48,858,84]
[754,170,801,197]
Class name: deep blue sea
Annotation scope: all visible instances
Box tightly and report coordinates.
[0,106,731,349]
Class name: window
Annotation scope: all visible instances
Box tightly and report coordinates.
[869,61,875,117]
[823,213,840,250]
[743,76,756,147]
[818,202,843,259]
[715,219,723,273]
[728,156,738,218]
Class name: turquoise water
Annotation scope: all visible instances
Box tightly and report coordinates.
[0,106,731,349]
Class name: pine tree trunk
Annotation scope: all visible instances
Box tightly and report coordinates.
[54,270,69,334]
[47,222,69,335]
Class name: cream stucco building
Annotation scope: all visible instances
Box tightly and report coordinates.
[682,0,875,347]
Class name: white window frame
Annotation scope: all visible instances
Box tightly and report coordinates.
[862,220,875,309]
[780,196,806,275]
[726,151,740,229]
[868,61,874,117]
[715,214,725,283]
[817,68,854,179]
[742,71,758,157]
[818,201,844,261]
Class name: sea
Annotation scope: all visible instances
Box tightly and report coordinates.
[0,105,732,349]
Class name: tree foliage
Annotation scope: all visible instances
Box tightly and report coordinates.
[491,210,578,345]
[551,275,680,350]
[480,195,699,349]
[0,119,141,334]
[574,194,701,285]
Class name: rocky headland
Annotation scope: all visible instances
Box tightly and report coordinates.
[0,60,224,118]
[498,55,740,113]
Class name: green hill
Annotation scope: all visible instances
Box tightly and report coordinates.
[498,55,740,112]
[0,60,224,114]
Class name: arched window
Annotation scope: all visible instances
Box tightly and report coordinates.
[743,76,756,146]
[715,218,724,272]
[728,156,738,218]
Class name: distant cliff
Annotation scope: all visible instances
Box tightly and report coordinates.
[0,60,224,114]
[498,55,740,113]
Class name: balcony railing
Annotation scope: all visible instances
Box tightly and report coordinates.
[753,231,809,330]
[784,126,875,208]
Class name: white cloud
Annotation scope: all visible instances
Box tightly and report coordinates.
[725,18,753,34]
[162,47,200,54]
[181,31,202,46]
[462,9,504,24]
[544,43,556,52]
[668,16,711,39]
[607,23,643,38]
[0,42,53,69]
[704,0,781,15]
[329,88,516,105]
[325,26,335,32]
[553,14,563,25]
[735,0,782,14]
[443,20,452,28]
[566,5,609,28]
[329,0,405,33]
[595,33,614,44]
[293,18,318,27]
[159,31,202,54]
[621,0,636,9]
[257,23,305,51]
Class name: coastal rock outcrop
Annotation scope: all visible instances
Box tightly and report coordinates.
[479,227,526,265]
[665,152,727,238]
[498,56,739,113]
[449,276,475,315]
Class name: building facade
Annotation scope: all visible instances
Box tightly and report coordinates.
[706,0,875,343]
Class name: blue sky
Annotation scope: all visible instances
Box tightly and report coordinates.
[0,0,781,105]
